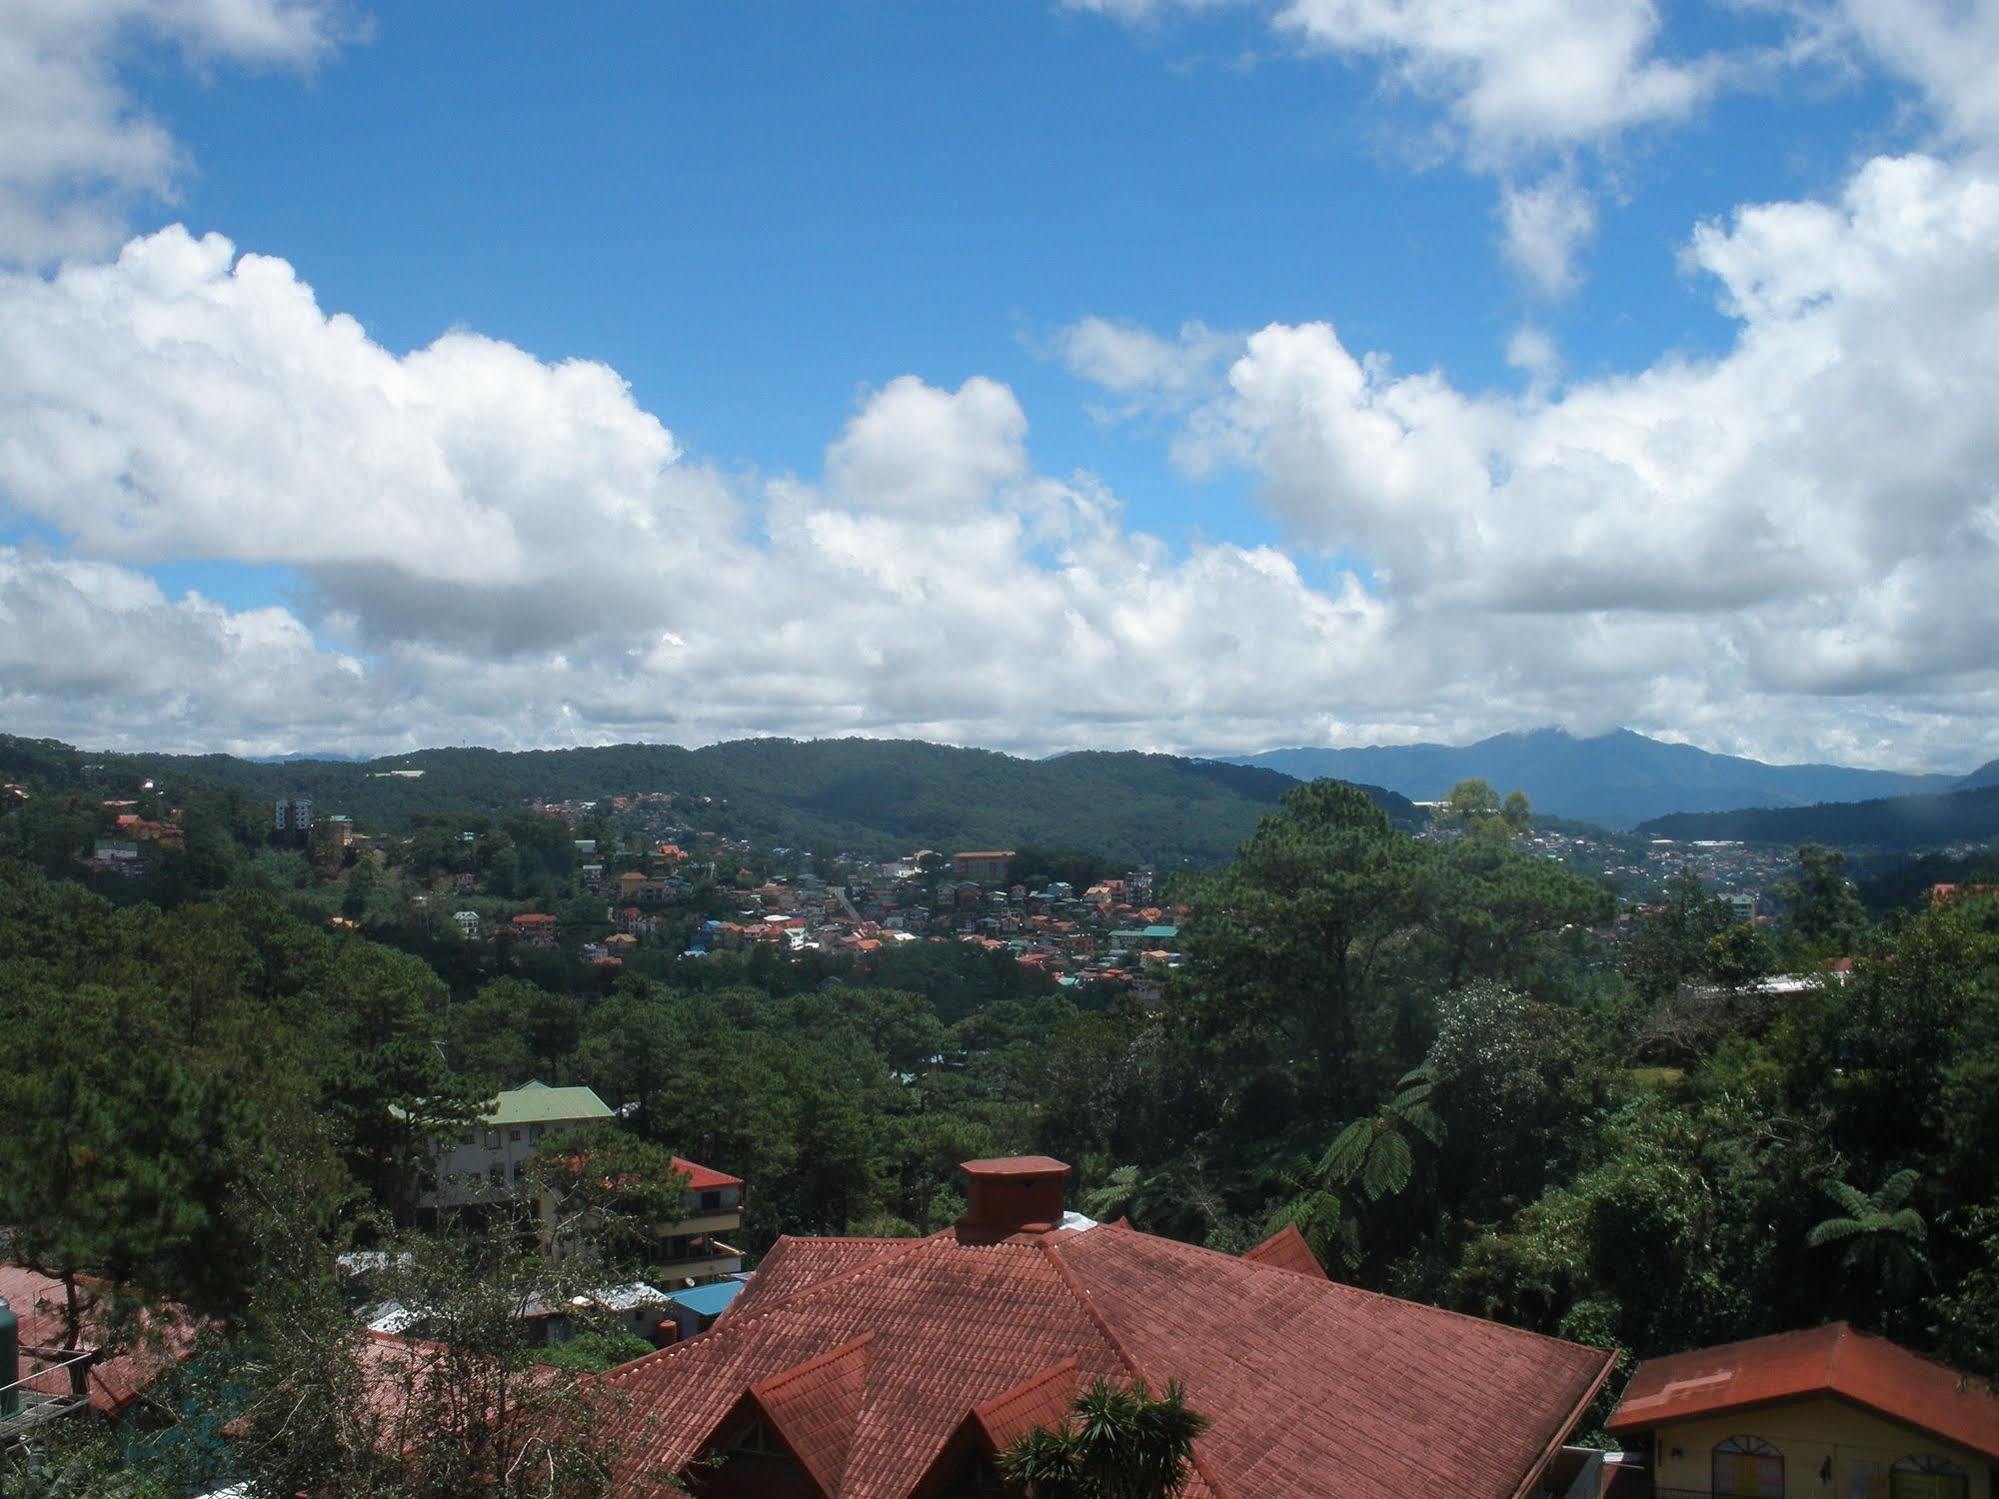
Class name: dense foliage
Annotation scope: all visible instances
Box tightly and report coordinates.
[1638,783,1999,850]
[0,731,1417,865]
[4,761,1999,1492]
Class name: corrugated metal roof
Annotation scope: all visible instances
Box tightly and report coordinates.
[484,1081,613,1126]
[666,1280,745,1319]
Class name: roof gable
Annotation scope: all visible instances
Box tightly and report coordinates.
[749,1334,874,1493]
[604,1220,1610,1499]
[1241,1223,1327,1280]
[1607,1323,1999,1461]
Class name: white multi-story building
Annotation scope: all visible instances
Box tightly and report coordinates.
[425,1081,614,1209]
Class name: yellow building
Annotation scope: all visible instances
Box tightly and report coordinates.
[1607,1324,1999,1499]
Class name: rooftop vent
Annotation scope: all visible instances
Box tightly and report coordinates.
[955,1156,1070,1244]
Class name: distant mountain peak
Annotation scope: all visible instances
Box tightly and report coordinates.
[1219,728,1956,829]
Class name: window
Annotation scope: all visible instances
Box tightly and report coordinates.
[509,1129,522,1143]
[701,1190,722,1211]
[1713,1436,1785,1499]
[1892,1455,1969,1499]
[484,1130,500,1150]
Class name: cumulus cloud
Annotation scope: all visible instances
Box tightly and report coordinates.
[1276,0,1709,156]
[1499,169,1597,297]
[823,375,1027,515]
[1050,317,1244,416]
[0,0,350,264]
[1154,148,1999,762]
[1841,0,1999,147]
[5,175,1998,770]
[0,226,1423,758]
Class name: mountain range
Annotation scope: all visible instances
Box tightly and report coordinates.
[2,735,1419,869]
[1220,727,1976,830]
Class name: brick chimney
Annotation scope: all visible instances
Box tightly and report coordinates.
[955,1156,1071,1244]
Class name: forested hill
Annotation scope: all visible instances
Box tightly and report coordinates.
[1959,755,1999,790]
[1224,725,1956,828]
[1637,783,1999,850]
[0,734,1419,866]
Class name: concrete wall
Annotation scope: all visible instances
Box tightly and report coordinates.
[1650,1397,1987,1499]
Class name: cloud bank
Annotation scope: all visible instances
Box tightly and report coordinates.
[2,0,1998,771]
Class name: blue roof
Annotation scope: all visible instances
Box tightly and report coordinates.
[665,1280,744,1318]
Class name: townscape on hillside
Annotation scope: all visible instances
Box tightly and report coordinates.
[2,731,1997,1498]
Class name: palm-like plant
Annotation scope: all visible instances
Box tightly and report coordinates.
[1317,1066,1442,1201]
[1806,1168,1930,1297]
[1000,1378,1210,1499]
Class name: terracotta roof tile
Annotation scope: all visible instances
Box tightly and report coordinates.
[1058,1225,1609,1499]
[752,1334,874,1492]
[969,1357,1079,1452]
[1607,1322,1999,1460]
[603,1220,1610,1498]
[1241,1223,1327,1280]
[722,1237,912,1326]
[672,1156,743,1191]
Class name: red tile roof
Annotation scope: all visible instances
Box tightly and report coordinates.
[969,1357,1079,1452]
[0,1264,195,1413]
[1607,1322,1999,1460]
[1240,1223,1327,1280]
[673,1156,745,1192]
[750,1333,874,1491]
[603,1220,1611,1497]
[720,1237,909,1326]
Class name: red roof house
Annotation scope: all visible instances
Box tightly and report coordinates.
[1607,1322,1999,1467]
[0,1264,196,1414]
[673,1158,746,1193]
[601,1157,1614,1497]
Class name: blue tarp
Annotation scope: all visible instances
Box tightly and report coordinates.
[666,1279,744,1319]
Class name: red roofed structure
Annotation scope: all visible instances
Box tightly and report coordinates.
[602,1157,1614,1497]
[674,1157,745,1193]
[1239,1222,1327,1280]
[1607,1323,1999,1472]
[0,1264,196,1414]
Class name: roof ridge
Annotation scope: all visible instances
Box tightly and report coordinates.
[603,1232,945,1386]
[1137,1228,1618,1362]
[1035,1238,1235,1499]
[749,1331,875,1399]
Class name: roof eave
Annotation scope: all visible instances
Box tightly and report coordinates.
[1508,1346,1621,1499]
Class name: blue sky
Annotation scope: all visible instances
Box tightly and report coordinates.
[1,1,1996,768]
[143,1,1861,551]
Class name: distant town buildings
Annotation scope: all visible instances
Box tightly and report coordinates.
[273,795,312,843]
[952,850,1015,881]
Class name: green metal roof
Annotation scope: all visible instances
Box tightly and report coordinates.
[484,1081,613,1127]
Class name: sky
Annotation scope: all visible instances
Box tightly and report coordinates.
[0,0,1996,771]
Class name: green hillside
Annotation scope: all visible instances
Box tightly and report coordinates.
[1636,784,1999,851]
[3,734,1420,867]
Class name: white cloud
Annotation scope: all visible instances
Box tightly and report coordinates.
[1277,0,1710,156]
[1051,317,1243,415]
[1503,322,1560,384]
[1499,169,1596,297]
[0,0,350,264]
[5,179,1997,769]
[1156,148,1999,764]
[1841,0,1999,147]
[823,374,1027,515]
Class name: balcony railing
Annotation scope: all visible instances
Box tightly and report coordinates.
[0,1346,96,1441]
[657,1210,743,1238]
